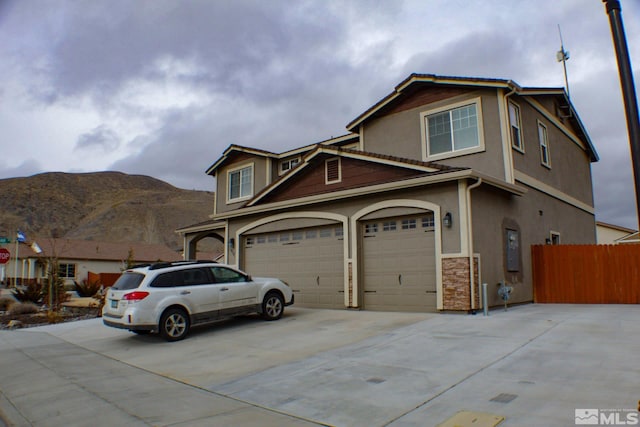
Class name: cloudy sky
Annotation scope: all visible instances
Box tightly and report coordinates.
[1,0,639,228]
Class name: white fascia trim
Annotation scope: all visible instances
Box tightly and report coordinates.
[219,170,525,221]
[206,147,277,175]
[217,170,473,220]
[458,180,469,256]
[497,89,515,184]
[233,211,351,308]
[176,222,226,234]
[278,134,360,158]
[523,97,588,152]
[350,199,443,310]
[514,170,595,214]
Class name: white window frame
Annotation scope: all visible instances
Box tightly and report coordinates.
[509,101,524,153]
[279,157,300,175]
[537,121,551,168]
[420,97,485,162]
[325,157,342,184]
[226,163,254,203]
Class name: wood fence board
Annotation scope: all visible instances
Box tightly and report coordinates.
[532,244,640,304]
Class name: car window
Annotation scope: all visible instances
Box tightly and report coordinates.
[182,267,213,286]
[210,267,247,283]
[112,272,145,290]
[150,271,181,288]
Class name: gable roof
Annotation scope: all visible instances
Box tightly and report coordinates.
[20,239,181,262]
[205,134,360,177]
[346,73,598,162]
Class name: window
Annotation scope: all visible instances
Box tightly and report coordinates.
[509,102,523,152]
[319,228,332,238]
[279,233,290,242]
[182,268,212,286]
[424,101,481,158]
[383,221,397,231]
[279,157,300,174]
[325,158,341,184]
[256,235,266,244]
[365,223,378,234]
[59,263,76,279]
[550,231,561,245]
[292,231,304,241]
[267,234,278,243]
[538,122,551,168]
[245,237,254,245]
[211,267,247,283]
[305,230,317,239]
[422,214,435,229]
[401,219,417,230]
[335,227,344,238]
[227,164,253,202]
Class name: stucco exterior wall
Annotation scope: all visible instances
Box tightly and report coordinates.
[215,155,270,215]
[361,89,507,181]
[513,97,594,205]
[471,184,596,307]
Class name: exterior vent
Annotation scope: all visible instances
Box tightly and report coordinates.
[325,158,341,184]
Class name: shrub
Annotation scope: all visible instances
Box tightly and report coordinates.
[42,277,70,309]
[75,278,103,297]
[47,311,64,324]
[8,302,40,315]
[12,282,44,304]
[0,296,16,311]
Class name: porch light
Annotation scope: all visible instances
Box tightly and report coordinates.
[443,212,453,228]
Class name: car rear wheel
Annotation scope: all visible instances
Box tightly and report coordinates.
[160,308,190,341]
[262,293,284,321]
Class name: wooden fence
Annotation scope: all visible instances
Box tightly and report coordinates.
[532,244,640,304]
[88,271,122,288]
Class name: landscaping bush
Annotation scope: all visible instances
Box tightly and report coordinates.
[12,282,44,304]
[0,296,15,311]
[75,278,103,297]
[8,302,40,315]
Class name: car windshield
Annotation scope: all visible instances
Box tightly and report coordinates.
[112,272,145,290]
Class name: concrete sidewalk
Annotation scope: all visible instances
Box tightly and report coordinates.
[0,304,638,426]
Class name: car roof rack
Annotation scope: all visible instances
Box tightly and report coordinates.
[148,260,217,270]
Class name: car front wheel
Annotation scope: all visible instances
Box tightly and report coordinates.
[160,308,190,341]
[262,293,284,321]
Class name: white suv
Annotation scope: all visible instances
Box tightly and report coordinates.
[102,261,294,341]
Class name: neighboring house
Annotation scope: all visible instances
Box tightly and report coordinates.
[596,221,637,244]
[178,73,599,312]
[5,238,181,287]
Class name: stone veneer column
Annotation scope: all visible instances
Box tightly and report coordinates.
[442,257,480,311]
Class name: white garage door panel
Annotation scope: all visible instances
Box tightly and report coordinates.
[363,214,437,312]
[243,225,344,309]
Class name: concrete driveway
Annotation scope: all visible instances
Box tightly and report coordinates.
[1,304,638,426]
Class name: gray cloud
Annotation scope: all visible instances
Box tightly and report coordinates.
[75,125,121,152]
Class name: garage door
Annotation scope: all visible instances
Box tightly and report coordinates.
[362,214,437,312]
[243,224,345,308]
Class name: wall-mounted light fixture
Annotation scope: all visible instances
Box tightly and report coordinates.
[228,238,235,249]
[443,212,453,228]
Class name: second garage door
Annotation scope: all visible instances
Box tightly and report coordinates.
[243,224,345,309]
[362,214,437,312]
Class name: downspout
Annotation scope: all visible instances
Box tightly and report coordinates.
[466,177,482,310]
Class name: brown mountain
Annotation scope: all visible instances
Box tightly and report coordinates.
[0,171,217,251]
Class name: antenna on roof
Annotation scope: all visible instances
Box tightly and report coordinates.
[556,24,571,99]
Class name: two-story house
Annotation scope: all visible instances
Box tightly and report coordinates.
[178,73,598,312]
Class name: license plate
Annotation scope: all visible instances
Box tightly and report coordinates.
[111,300,118,309]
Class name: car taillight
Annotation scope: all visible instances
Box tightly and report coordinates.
[123,291,149,301]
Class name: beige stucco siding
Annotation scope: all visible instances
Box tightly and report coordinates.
[362,89,507,181]
[215,156,270,215]
[471,184,596,307]
[513,99,594,206]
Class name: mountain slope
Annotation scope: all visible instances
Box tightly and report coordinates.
[0,171,217,251]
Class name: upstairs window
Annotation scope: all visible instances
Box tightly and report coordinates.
[422,98,484,160]
[227,164,253,202]
[279,157,300,175]
[509,102,523,152]
[538,122,551,168]
[325,158,341,184]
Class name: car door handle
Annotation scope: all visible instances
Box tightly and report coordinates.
[180,290,191,295]
[220,287,229,291]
